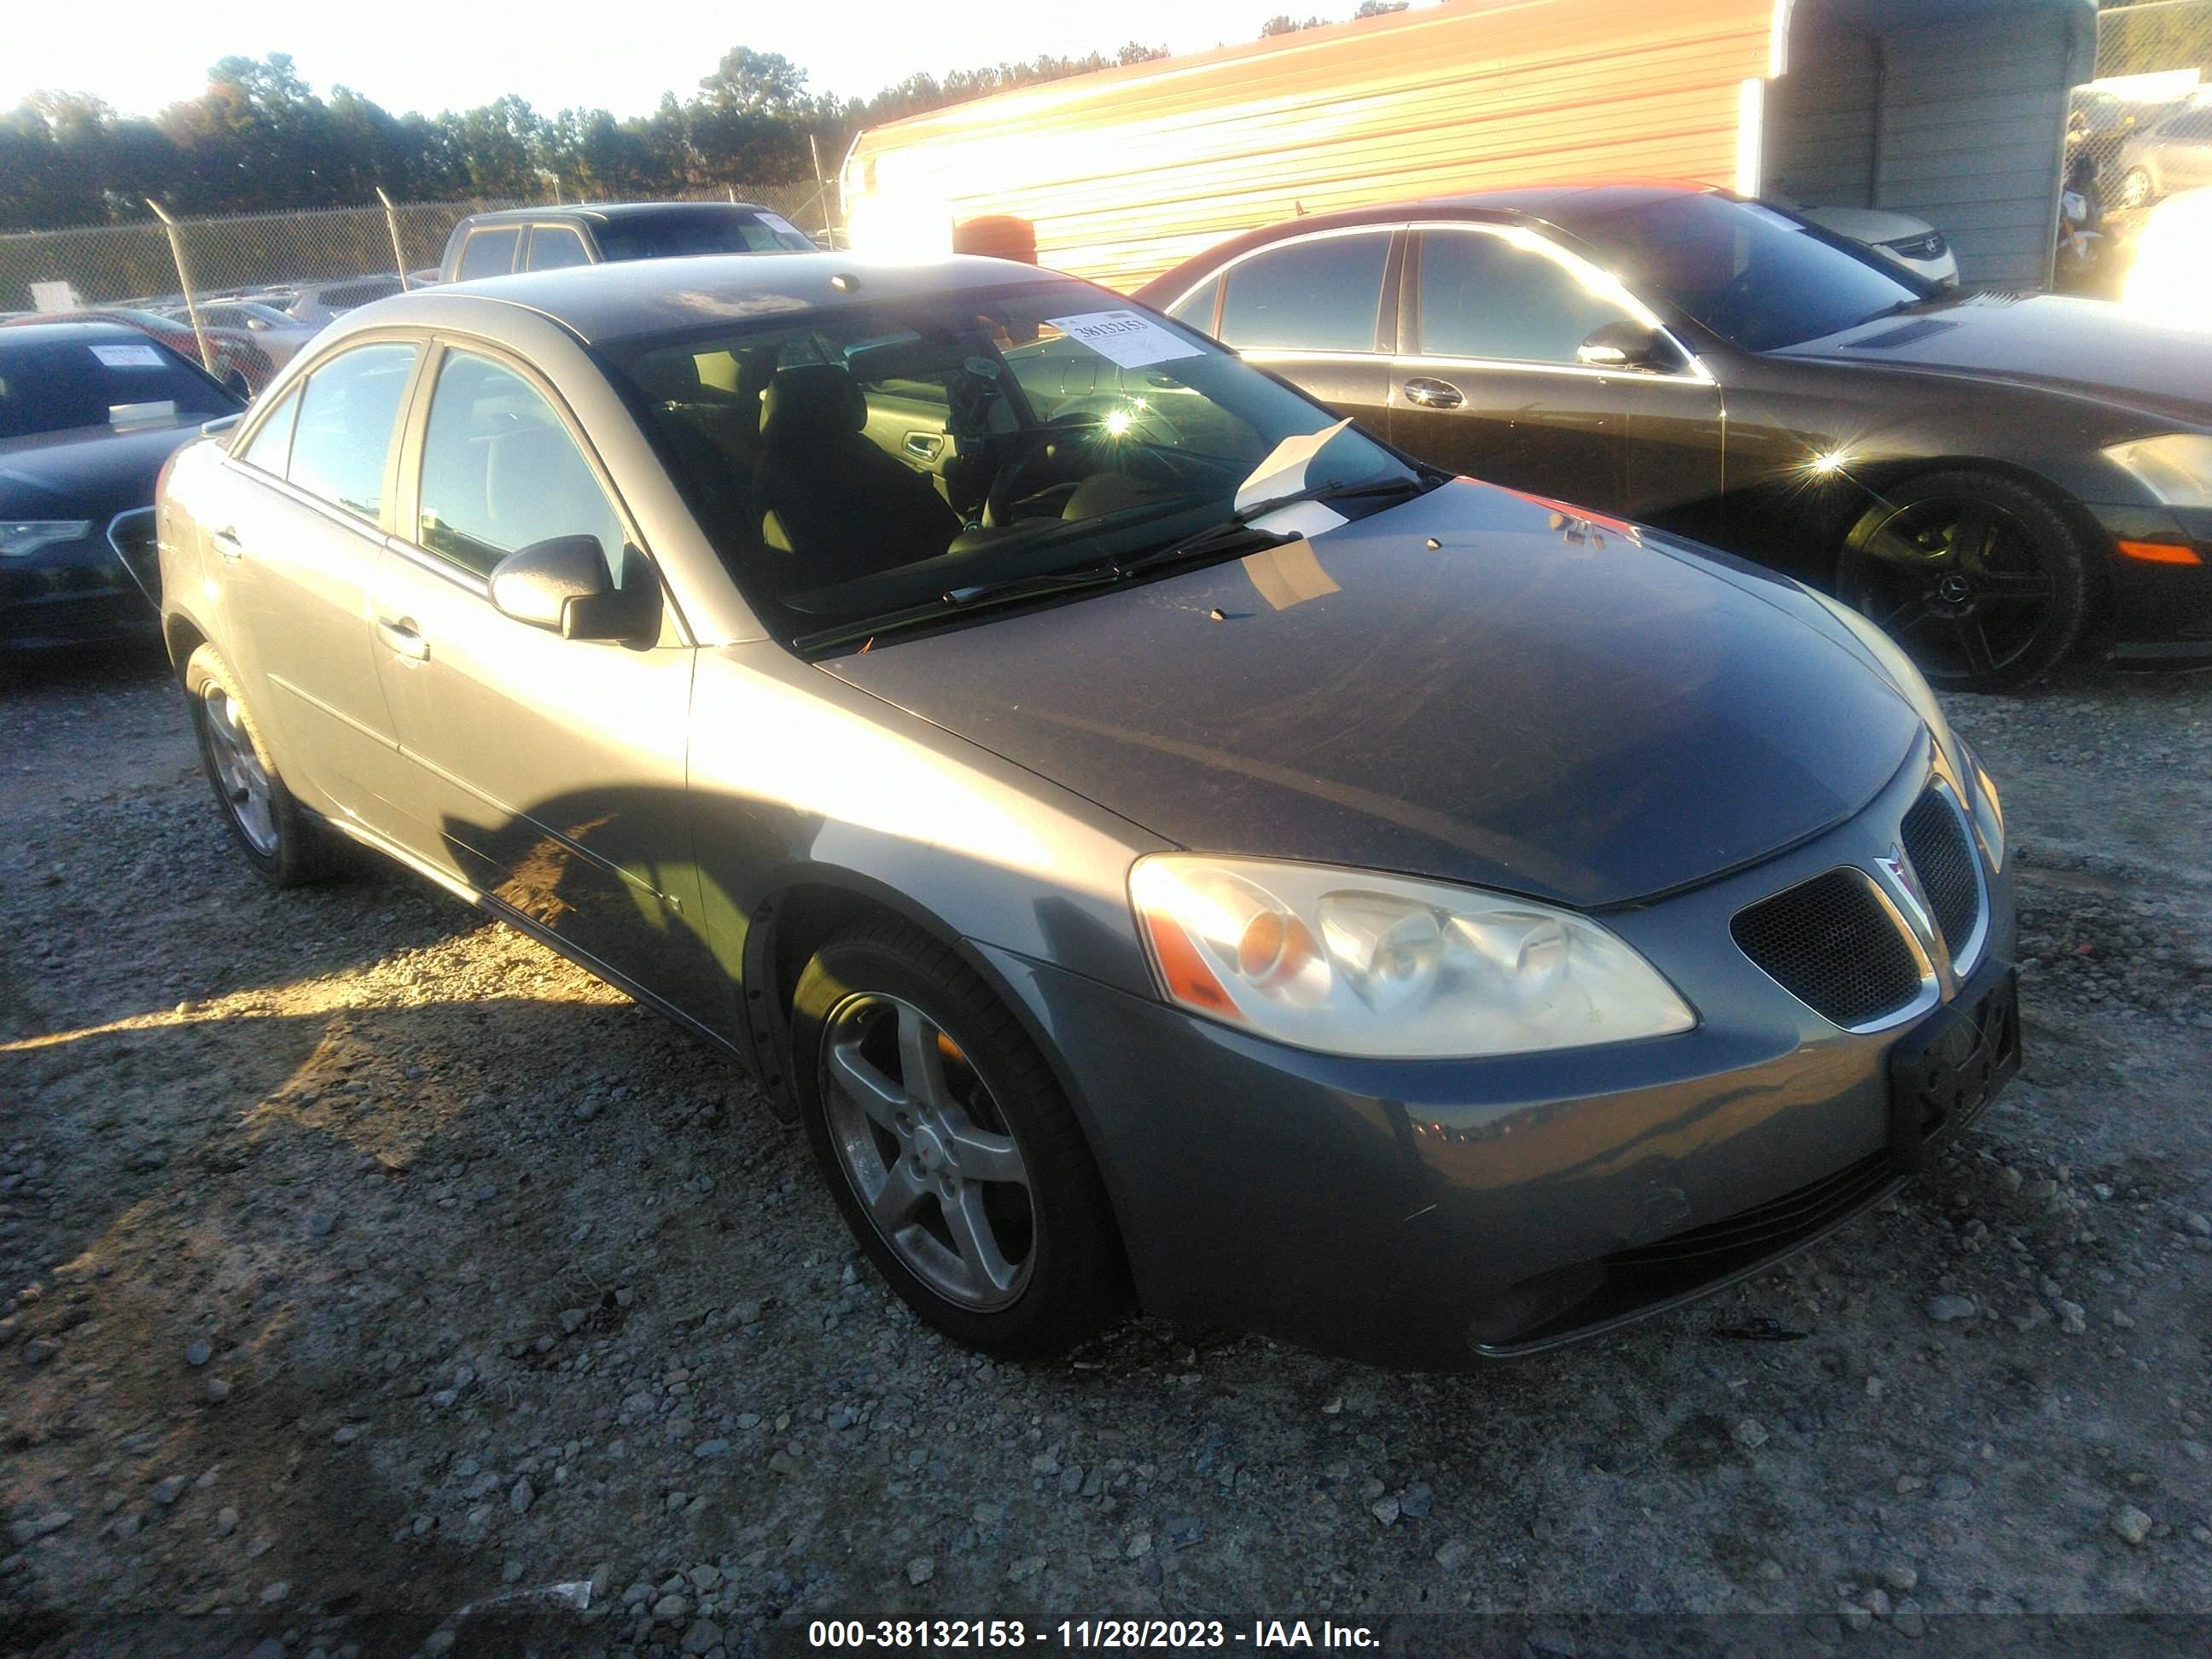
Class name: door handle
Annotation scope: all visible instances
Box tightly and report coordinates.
[212,526,244,563]
[375,616,430,661]
[905,432,946,460]
[1402,377,1465,410]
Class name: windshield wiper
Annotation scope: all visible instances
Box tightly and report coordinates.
[791,521,1297,653]
[790,472,1438,654]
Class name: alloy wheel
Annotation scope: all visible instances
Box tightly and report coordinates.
[1846,495,2059,684]
[818,992,1036,1311]
[199,682,279,856]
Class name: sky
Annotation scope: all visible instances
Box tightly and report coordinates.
[3,1,1431,119]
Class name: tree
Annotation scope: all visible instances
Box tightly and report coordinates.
[1353,2,1410,16]
[1260,15,1330,37]
[697,47,814,116]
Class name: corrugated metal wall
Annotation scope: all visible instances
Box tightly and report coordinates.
[1869,10,2079,288]
[851,0,1773,292]
[1763,12,1882,205]
[848,0,2087,294]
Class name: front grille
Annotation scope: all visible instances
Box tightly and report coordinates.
[1901,787,1982,963]
[1883,230,1947,260]
[1731,869,1923,1027]
[1479,1150,1899,1352]
[105,509,160,608]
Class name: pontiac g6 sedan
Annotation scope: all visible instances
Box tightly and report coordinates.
[156,254,2017,1367]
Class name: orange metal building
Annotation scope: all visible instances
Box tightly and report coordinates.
[841,0,2095,292]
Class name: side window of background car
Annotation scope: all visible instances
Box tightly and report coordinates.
[1416,229,1650,366]
[285,342,419,523]
[236,387,299,474]
[416,351,629,584]
[1215,232,1390,352]
[527,224,591,271]
[457,226,521,280]
[1166,273,1220,334]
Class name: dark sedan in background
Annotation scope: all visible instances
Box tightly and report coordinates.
[155,254,2014,1367]
[1138,185,2212,691]
[1,322,242,653]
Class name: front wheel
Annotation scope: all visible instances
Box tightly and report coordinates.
[789,917,1129,1357]
[1837,471,2092,694]
[2116,166,2154,211]
[185,643,341,886]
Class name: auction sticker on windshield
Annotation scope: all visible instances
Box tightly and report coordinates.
[90,342,166,370]
[1047,310,1205,370]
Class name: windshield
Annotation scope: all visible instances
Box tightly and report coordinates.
[0,335,236,439]
[604,282,1417,647]
[1563,193,1930,351]
[596,212,816,260]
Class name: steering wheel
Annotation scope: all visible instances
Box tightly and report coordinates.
[980,415,1102,527]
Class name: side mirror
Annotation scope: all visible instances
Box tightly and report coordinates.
[488,535,661,644]
[1575,321,1678,373]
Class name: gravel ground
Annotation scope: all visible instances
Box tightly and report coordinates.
[2,643,2209,1658]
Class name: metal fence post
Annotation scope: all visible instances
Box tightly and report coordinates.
[376,187,410,290]
[144,199,213,375]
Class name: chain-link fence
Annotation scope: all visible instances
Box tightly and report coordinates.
[0,180,839,393]
[2069,0,2212,277]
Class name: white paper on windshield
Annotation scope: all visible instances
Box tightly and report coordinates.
[108,399,177,428]
[1233,417,1356,516]
[756,211,807,240]
[90,342,165,370]
[1046,310,1205,370]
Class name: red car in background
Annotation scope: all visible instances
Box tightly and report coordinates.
[0,307,272,396]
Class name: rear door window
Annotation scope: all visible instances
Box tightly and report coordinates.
[527,224,592,271]
[286,342,419,523]
[457,227,521,280]
[1216,232,1391,352]
[1415,227,1648,364]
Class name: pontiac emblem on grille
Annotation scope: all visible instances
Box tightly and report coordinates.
[1876,844,1936,943]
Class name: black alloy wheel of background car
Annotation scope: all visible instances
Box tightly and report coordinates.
[1837,472,2093,692]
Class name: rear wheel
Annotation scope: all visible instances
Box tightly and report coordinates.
[789,917,1128,1357]
[1838,470,2092,694]
[185,643,341,886]
[2116,166,2154,210]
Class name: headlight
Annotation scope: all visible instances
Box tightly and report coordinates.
[1959,739,2005,871]
[0,521,94,558]
[2104,434,2212,509]
[1129,855,1695,1058]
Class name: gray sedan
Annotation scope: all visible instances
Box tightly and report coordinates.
[154,254,2017,1366]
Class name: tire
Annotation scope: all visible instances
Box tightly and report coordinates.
[184,643,341,887]
[789,916,1129,1357]
[2116,166,2154,211]
[1837,469,2093,694]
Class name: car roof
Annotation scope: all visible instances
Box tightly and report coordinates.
[458,201,776,227]
[362,253,1080,346]
[1132,182,1722,299]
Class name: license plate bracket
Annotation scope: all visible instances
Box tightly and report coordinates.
[1888,969,2021,1171]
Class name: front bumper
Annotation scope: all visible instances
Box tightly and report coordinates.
[984,745,2016,1370]
[2085,502,2212,665]
[0,516,160,652]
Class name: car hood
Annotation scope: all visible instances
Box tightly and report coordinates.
[822,480,1924,909]
[1778,292,2212,422]
[0,420,204,519]
[1797,206,1936,245]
